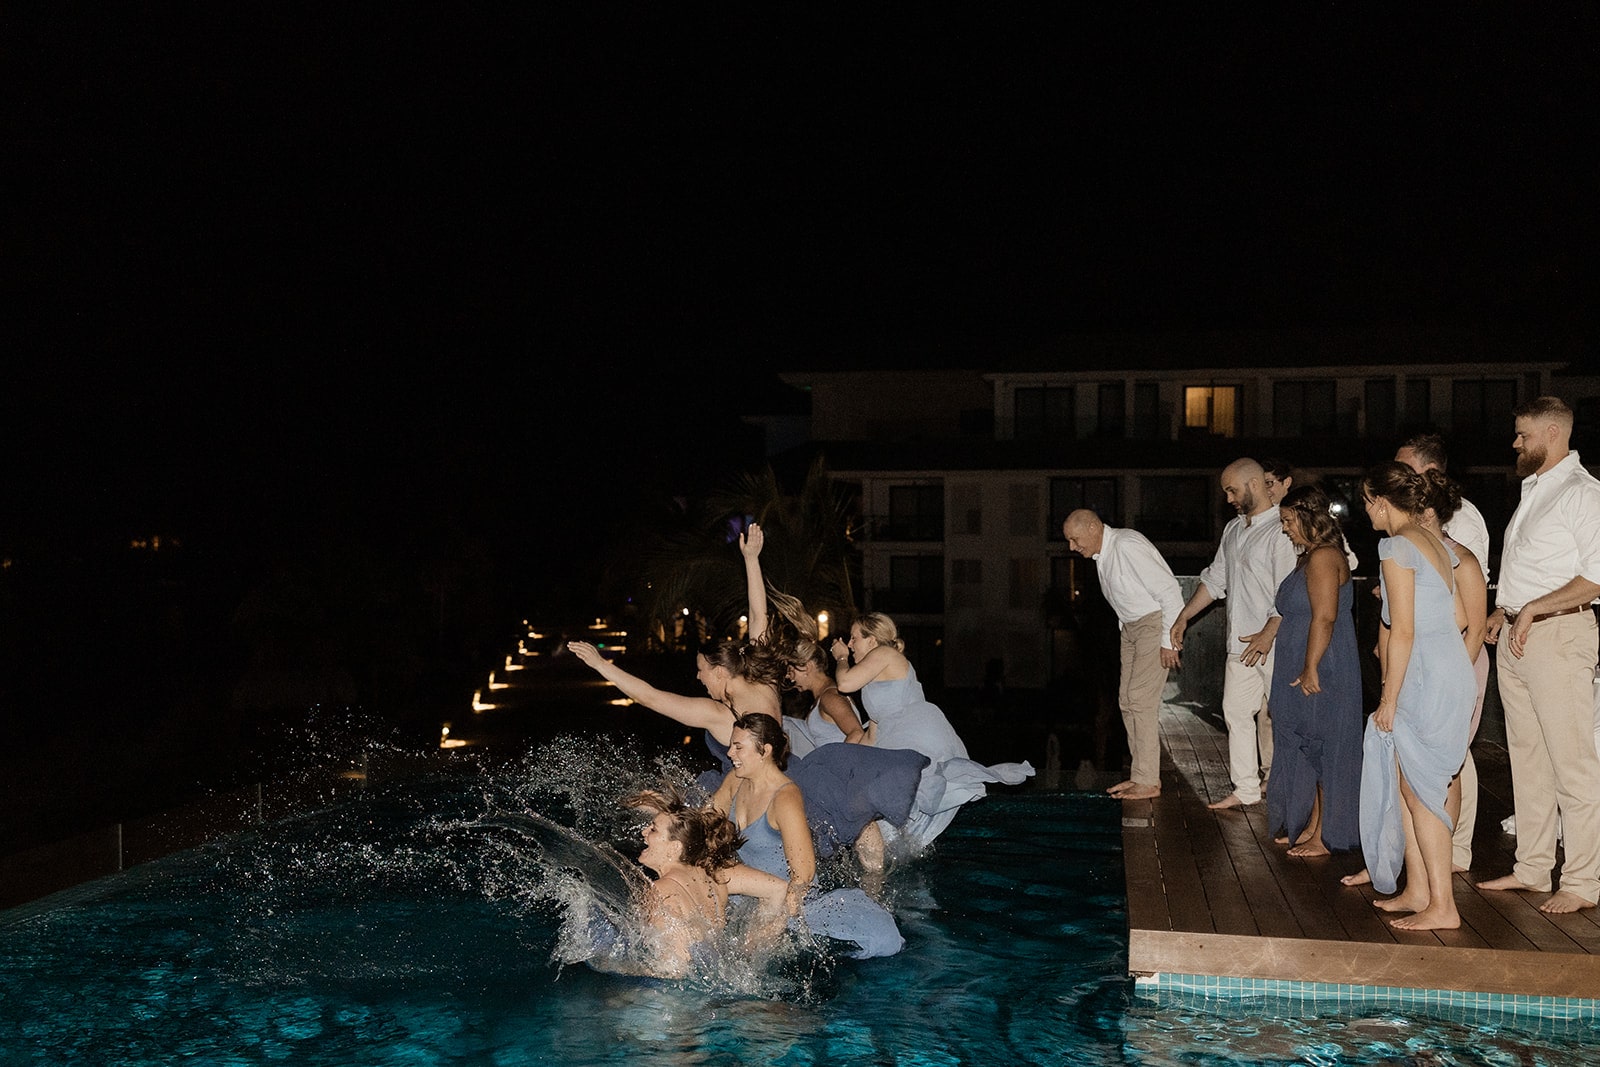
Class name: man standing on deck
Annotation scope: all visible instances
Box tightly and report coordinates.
[1064,509,1183,801]
[1170,459,1298,810]
[1479,397,1600,914]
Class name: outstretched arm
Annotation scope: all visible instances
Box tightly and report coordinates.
[567,641,735,743]
[829,642,894,693]
[741,523,768,641]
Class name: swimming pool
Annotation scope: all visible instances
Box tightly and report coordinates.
[3,760,1598,1065]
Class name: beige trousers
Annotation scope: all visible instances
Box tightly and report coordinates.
[1119,611,1170,787]
[1496,611,1600,903]
[1222,649,1275,804]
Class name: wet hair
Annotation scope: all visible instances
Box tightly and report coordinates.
[852,612,905,653]
[699,639,786,691]
[1398,431,1448,472]
[732,711,791,771]
[1513,395,1574,430]
[625,785,743,876]
[1279,484,1341,551]
[1361,460,1431,516]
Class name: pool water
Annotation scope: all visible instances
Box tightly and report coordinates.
[3,761,1599,1065]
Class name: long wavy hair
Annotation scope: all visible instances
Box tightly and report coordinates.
[1279,484,1342,553]
[625,784,743,876]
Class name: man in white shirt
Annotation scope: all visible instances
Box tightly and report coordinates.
[1171,458,1298,809]
[1064,509,1183,801]
[1480,397,1600,914]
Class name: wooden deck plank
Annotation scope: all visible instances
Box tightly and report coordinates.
[1123,703,1600,1000]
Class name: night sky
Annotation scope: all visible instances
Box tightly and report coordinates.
[7,6,1598,640]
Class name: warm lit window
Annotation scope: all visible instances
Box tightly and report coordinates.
[1184,386,1238,437]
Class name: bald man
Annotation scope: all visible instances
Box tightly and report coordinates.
[1171,459,1298,809]
[1064,509,1183,800]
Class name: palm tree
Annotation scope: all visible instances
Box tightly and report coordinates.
[622,456,859,647]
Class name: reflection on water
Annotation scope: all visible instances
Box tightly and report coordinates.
[2,739,1598,1066]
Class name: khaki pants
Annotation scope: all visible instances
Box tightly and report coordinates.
[1119,611,1170,787]
[1497,611,1600,903]
[1222,649,1275,804]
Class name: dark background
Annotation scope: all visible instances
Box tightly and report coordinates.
[4,7,1596,843]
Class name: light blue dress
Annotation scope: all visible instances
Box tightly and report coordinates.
[731,792,904,959]
[1359,536,1476,894]
[861,666,1035,847]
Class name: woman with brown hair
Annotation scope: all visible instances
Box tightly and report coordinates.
[1266,484,1362,857]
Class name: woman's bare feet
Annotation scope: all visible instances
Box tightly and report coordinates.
[1106,779,1136,797]
[1374,891,1429,913]
[1339,868,1372,887]
[1390,905,1459,930]
[1288,839,1329,858]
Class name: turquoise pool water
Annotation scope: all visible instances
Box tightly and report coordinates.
[3,766,1598,1065]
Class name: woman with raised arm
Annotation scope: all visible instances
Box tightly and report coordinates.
[1353,462,1476,931]
[1265,484,1362,857]
[708,713,903,958]
[568,524,926,862]
[832,612,1035,847]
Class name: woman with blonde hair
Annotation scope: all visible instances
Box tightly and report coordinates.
[832,612,1035,846]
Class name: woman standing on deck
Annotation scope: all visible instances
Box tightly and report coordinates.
[1266,484,1362,857]
[1356,462,1476,930]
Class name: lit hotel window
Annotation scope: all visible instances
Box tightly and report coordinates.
[1184,386,1238,437]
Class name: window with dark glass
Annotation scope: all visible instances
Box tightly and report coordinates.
[1452,379,1517,435]
[1135,476,1212,541]
[1274,379,1337,436]
[1365,378,1397,438]
[1132,382,1161,440]
[1048,477,1119,538]
[887,484,944,540]
[1014,385,1074,439]
[1403,377,1431,429]
[1097,382,1126,437]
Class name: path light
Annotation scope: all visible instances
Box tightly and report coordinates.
[504,654,524,672]
[488,671,508,691]
[441,724,470,750]
[472,689,495,712]
[818,611,830,639]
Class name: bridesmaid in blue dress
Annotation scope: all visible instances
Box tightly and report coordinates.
[1357,462,1476,931]
[709,714,904,958]
[1267,485,1363,856]
[832,612,1035,848]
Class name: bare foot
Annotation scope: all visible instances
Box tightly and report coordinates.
[1273,835,1289,845]
[1118,784,1161,800]
[1391,906,1460,931]
[1106,779,1136,797]
[1339,869,1372,887]
[1288,840,1329,858]
[1374,892,1429,913]
[1539,890,1598,914]
[1477,874,1545,893]
[1207,793,1254,810]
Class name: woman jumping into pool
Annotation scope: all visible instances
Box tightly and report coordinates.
[832,612,1035,846]
[567,524,928,864]
[623,786,790,976]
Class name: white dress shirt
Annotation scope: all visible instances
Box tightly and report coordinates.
[1093,526,1185,650]
[1198,507,1299,647]
[1496,451,1600,612]
[1444,496,1492,584]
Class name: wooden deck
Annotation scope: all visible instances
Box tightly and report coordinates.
[1123,703,1600,999]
